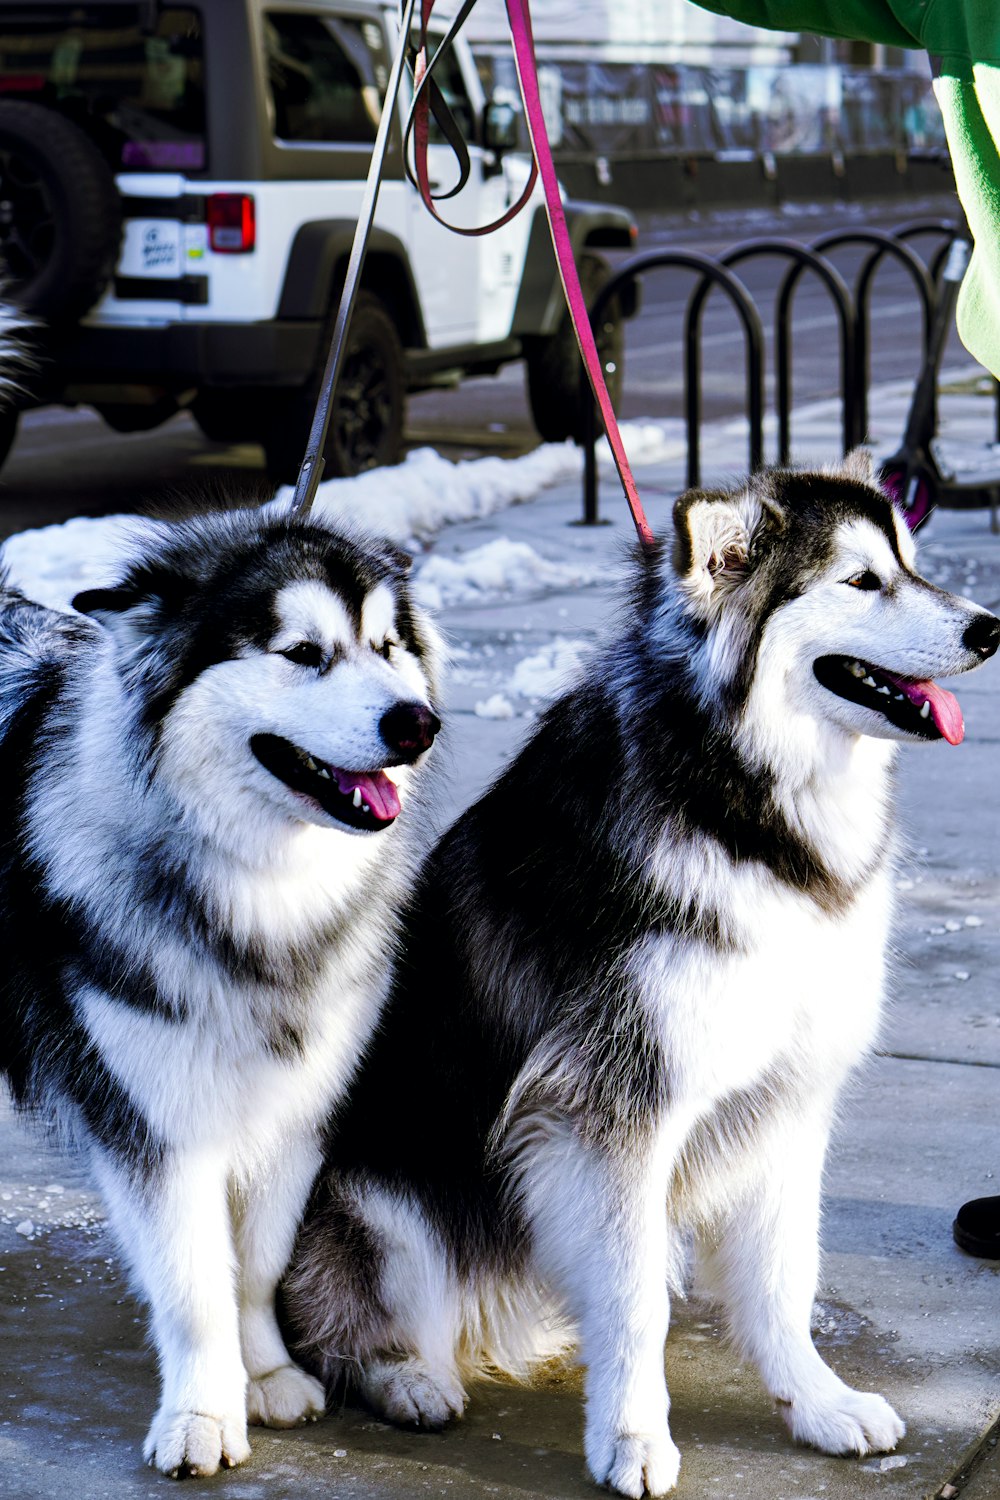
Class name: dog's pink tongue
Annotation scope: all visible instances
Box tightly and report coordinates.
[885,672,965,746]
[336,770,401,822]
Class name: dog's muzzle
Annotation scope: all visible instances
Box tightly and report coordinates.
[380,702,441,764]
[963,611,1000,661]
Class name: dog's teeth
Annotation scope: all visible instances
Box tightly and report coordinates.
[352,787,362,809]
[305,757,318,771]
[920,700,931,719]
[847,661,866,678]
[317,767,331,780]
[894,692,905,701]
[876,685,891,695]
[862,675,877,687]
[363,802,371,813]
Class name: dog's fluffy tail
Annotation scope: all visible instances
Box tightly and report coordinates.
[0,299,36,401]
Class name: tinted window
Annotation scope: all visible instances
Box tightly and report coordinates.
[266,12,387,143]
[0,5,205,171]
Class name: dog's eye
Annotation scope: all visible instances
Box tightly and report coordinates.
[846,570,882,591]
[280,641,324,668]
[377,640,396,660]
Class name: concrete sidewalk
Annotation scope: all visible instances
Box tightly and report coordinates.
[3,376,1000,1500]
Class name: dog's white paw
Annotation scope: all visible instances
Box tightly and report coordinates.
[363,1357,466,1430]
[247,1364,326,1428]
[779,1387,905,1456]
[587,1429,681,1498]
[143,1408,251,1478]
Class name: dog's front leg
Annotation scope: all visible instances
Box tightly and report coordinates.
[523,1123,681,1498]
[232,1133,326,1429]
[94,1147,251,1478]
[700,1106,905,1458]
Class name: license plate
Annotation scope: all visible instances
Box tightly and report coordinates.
[119,218,183,280]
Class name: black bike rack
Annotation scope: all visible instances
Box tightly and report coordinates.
[707,240,857,461]
[577,217,994,527]
[891,217,961,282]
[804,230,934,442]
[580,249,764,524]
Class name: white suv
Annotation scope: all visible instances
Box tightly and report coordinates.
[0,0,636,477]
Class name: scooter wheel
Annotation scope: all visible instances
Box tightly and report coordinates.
[878,463,934,531]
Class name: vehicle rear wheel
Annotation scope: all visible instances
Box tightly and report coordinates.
[0,102,121,321]
[263,292,405,484]
[524,252,624,445]
[95,397,179,434]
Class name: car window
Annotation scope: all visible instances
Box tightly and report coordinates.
[0,6,206,171]
[265,11,388,144]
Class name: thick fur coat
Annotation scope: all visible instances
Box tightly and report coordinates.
[284,458,1000,1497]
[0,506,442,1477]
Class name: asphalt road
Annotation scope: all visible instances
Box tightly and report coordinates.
[0,193,969,539]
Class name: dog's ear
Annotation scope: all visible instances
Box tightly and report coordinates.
[835,447,876,486]
[377,541,413,577]
[72,569,190,632]
[672,488,761,605]
[72,585,143,619]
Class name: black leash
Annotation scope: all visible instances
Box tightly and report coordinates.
[289,0,419,519]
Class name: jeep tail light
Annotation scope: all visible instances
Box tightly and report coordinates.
[207,193,256,253]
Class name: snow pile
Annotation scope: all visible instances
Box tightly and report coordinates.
[297,419,685,547]
[414,537,595,611]
[509,637,590,700]
[473,693,516,720]
[297,443,581,548]
[610,419,687,466]
[1,420,684,613]
[2,513,166,615]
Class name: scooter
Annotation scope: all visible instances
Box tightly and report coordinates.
[878,237,1000,532]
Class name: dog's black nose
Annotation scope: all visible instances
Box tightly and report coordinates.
[963,611,1000,660]
[380,702,441,761]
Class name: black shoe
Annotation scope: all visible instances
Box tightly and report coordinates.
[953,1196,1000,1258]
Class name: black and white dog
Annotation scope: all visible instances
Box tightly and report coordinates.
[0,506,442,1477]
[285,455,1000,1497]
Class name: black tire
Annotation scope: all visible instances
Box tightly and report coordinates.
[95,397,179,434]
[0,102,122,321]
[264,292,405,483]
[525,252,625,445]
[191,391,257,444]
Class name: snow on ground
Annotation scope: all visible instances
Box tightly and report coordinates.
[1,422,684,613]
[473,693,516,720]
[508,637,591,701]
[413,537,595,610]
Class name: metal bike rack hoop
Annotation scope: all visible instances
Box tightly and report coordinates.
[807,229,934,442]
[580,248,765,525]
[704,239,856,463]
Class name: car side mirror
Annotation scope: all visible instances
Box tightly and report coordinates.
[483,96,519,156]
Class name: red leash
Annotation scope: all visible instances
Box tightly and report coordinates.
[409,0,538,236]
[408,0,653,545]
[504,0,653,546]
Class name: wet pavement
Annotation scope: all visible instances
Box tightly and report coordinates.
[3,370,1000,1499]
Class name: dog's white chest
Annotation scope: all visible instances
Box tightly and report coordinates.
[638,869,892,1106]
